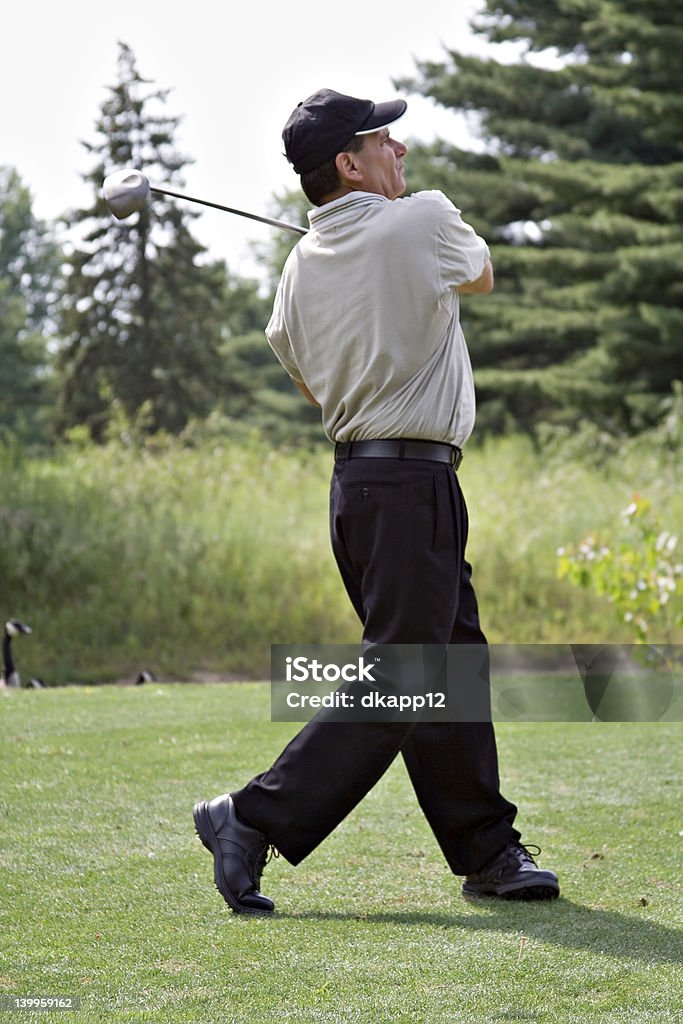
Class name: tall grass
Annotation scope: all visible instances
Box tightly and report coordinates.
[460,427,682,645]
[0,434,352,682]
[1,424,680,683]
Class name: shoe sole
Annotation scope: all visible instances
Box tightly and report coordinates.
[462,883,560,901]
[193,800,274,916]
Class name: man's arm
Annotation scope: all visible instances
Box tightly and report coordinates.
[293,378,321,407]
[457,259,494,295]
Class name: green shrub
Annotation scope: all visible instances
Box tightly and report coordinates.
[557,494,682,643]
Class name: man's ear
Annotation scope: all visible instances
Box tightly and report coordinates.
[335,151,362,185]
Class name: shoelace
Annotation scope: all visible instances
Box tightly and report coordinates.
[511,842,542,865]
[247,842,280,887]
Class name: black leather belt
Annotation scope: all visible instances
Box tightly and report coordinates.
[334,439,463,469]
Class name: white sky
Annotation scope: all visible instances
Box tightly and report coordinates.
[3,0,490,277]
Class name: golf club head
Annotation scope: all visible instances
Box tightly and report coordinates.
[102,169,151,219]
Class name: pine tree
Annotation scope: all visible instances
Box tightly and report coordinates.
[56,43,228,438]
[398,0,683,432]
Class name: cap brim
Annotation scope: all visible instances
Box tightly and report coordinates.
[354,98,407,135]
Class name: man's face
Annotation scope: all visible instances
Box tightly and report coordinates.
[351,129,408,200]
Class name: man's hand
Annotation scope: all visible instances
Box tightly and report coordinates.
[458,259,494,295]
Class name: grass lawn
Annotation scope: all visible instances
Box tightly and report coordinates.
[1,683,681,1023]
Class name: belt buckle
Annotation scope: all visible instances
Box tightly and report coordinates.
[451,446,463,470]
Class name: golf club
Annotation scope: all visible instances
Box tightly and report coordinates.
[102,169,308,236]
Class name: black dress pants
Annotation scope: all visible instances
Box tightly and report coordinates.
[232,456,519,874]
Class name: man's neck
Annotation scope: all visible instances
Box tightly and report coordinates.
[316,184,356,207]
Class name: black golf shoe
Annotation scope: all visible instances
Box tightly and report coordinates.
[193,794,275,914]
[462,842,560,901]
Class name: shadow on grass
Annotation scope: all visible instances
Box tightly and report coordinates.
[277,900,682,965]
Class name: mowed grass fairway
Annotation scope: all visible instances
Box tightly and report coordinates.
[1,684,681,1024]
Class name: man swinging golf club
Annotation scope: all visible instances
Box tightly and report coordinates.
[193,88,560,913]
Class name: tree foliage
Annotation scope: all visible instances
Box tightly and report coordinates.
[55,43,230,438]
[0,167,61,444]
[397,0,683,433]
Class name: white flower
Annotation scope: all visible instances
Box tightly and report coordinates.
[657,577,676,592]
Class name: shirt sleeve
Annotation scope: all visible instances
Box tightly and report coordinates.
[265,280,304,383]
[433,192,490,290]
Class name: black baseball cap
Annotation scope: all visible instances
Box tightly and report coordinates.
[282,88,407,175]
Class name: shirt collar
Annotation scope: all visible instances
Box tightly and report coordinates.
[308,191,389,229]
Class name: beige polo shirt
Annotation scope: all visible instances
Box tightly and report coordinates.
[265,189,489,447]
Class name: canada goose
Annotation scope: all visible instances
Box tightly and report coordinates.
[1,619,33,688]
[135,670,155,685]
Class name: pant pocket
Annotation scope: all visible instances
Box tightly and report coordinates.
[432,470,452,551]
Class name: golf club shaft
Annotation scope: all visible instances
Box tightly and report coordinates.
[150,185,307,236]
